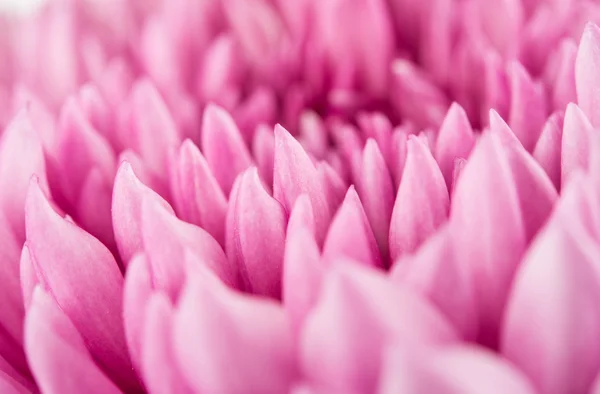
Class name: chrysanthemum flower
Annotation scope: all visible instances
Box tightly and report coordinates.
[0,0,600,393]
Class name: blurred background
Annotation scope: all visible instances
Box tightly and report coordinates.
[0,0,44,15]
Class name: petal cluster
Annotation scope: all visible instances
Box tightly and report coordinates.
[0,0,599,393]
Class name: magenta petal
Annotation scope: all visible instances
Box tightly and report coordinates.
[123,253,153,374]
[171,140,227,246]
[141,194,237,298]
[450,132,525,346]
[533,111,564,190]
[25,288,121,394]
[300,264,456,393]
[25,180,136,391]
[575,22,600,128]
[141,293,192,394]
[561,103,594,187]
[391,226,477,341]
[201,103,252,196]
[173,268,296,394]
[226,167,286,298]
[112,161,174,265]
[273,125,331,244]
[0,111,48,241]
[389,136,449,261]
[356,140,394,265]
[435,103,475,189]
[507,61,546,151]
[501,218,600,394]
[323,186,383,268]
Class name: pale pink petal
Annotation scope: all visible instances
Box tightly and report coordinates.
[450,132,526,347]
[173,267,296,394]
[233,88,277,141]
[300,264,456,393]
[171,140,227,246]
[286,194,316,240]
[389,136,449,261]
[575,22,600,128]
[119,79,181,179]
[435,103,475,189]
[112,162,174,265]
[19,245,37,311]
[489,109,521,148]
[533,111,564,189]
[390,127,409,189]
[123,253,153,374]
[252,124,275,188]
[379,345,536,394]
[0,111,48,241]
[274,125,331,244]
[323,187,383,268]
[25,180,136,391]
[283,221,323,335]
[141,194,237,298]
[226,167,286,297]
[299,111,328,160]
[550,39,577,111]
[55,98,116,202]
[25,288,122,394]
[561,102,594,187]
[391,226,477,340]
[356,140,394,265]
[201,103,253,196]
[141,293,192,394]
[501,217,600,394]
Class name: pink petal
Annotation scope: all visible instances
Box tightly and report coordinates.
[283,217,323,335]
[504,144,558,242]
[451,130,526,347]
[533,111,564,190]
[112,161,174,264]
[19,245,37,311]
[252,124,275,189]
[170,140,227,246]
[299,111,328,160]
[119,79,181,179]
[379,345,536,394]
[389,136,449,261]
[507,61,547,152]
[550,39,577,111]
[323,187,383,268]
[0,111,48,241]
[300,264,456,393]
[356,112,393,169]
[55,98,116,202]
[173,267,296,394]
[233,88,277,141]
[575,22,600,128]
[25,180,136,391]
[141,193,237,298]
[201,103,253,196]
[141,293,192,394]
[77,84,114,147]
[391,226,478,340]
[25,288,122,394]
[489,109,521,148]
[391,59,449,129]
[501,217,600,394]
[226,167,286,297]
[435,102,475,189]
[286,194,316,240]
[561,102,594,187]
[390,127,409,189]
[123,253,153,374]
[316,162,346,214]
[356,140,394,265]
[273,125,331,244]
[0,211,24,345]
